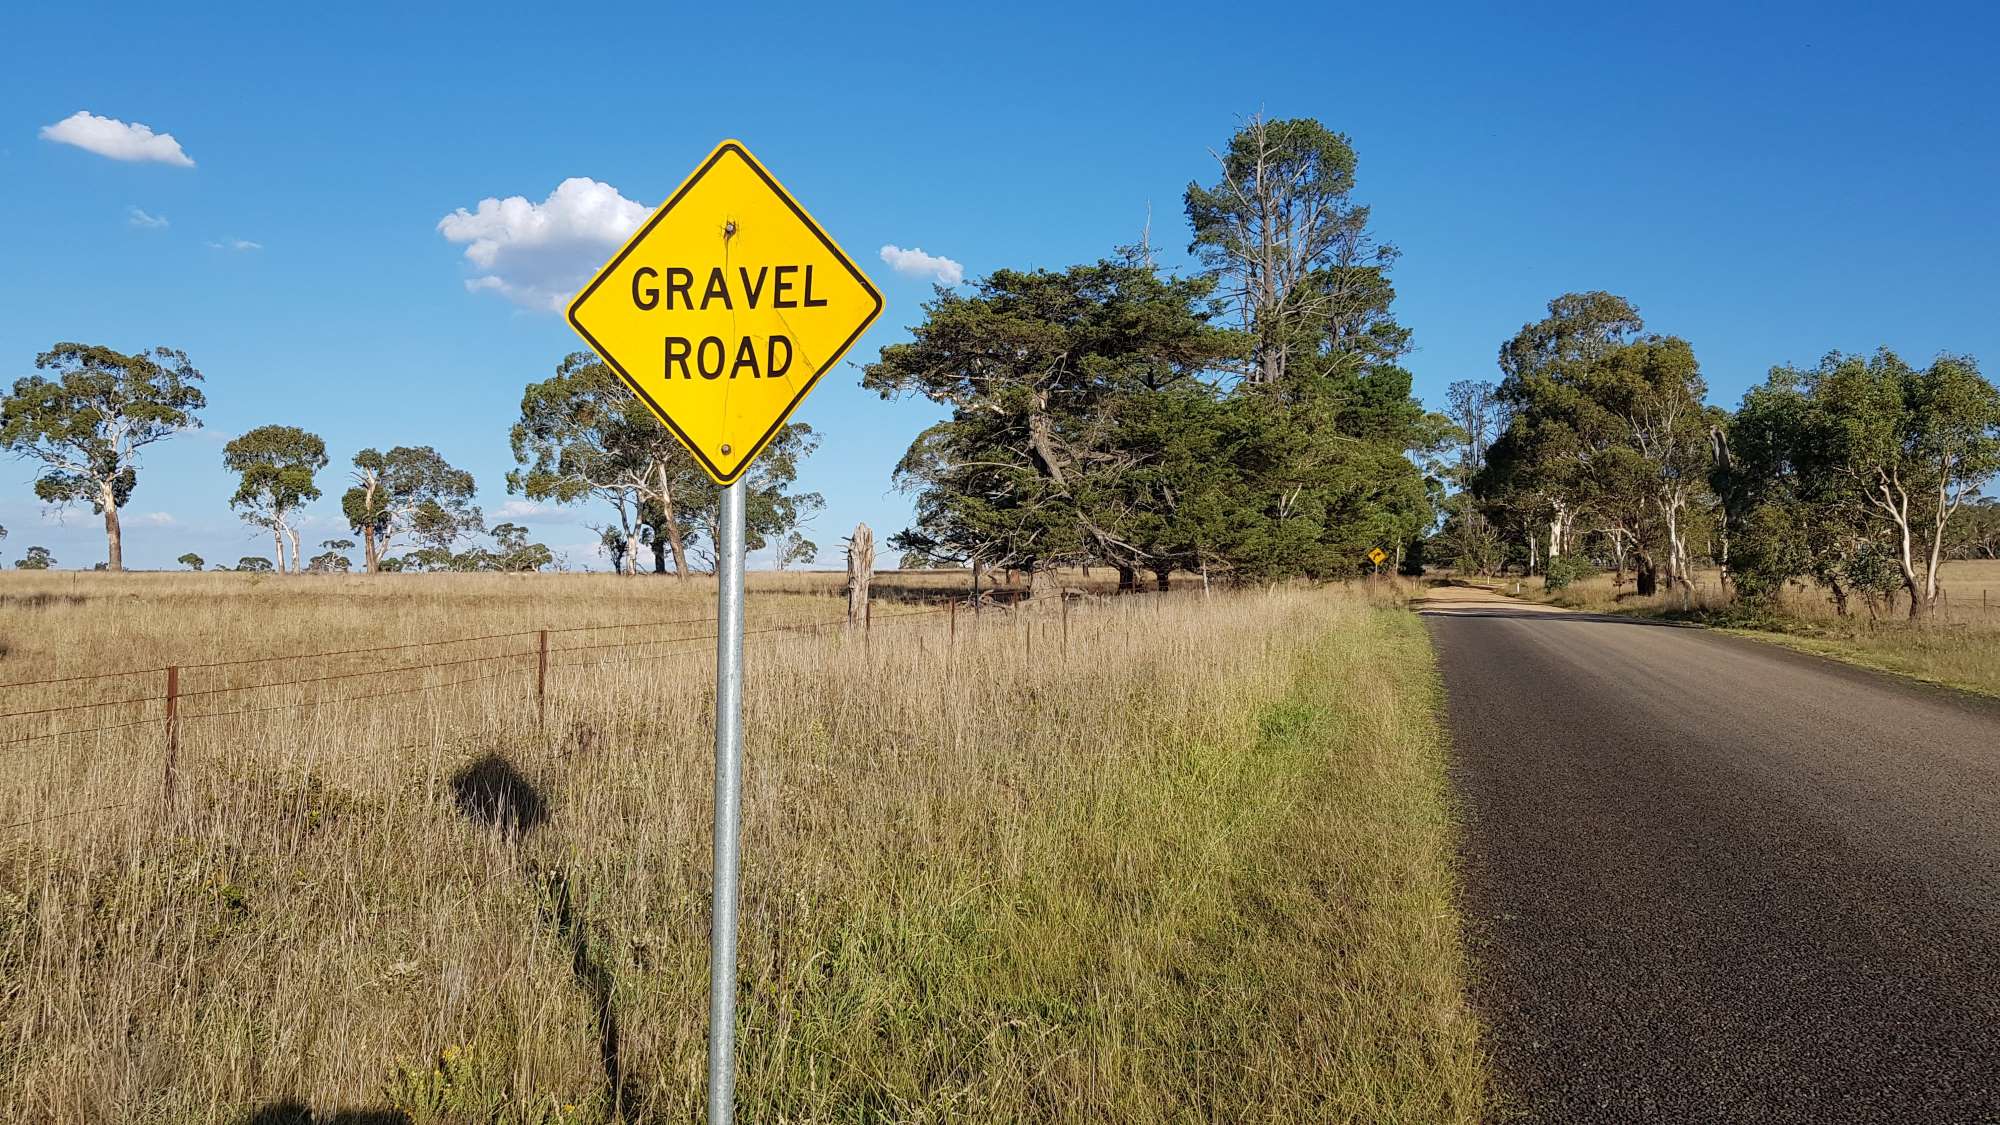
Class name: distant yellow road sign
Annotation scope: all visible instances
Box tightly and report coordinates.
[567,140,883,484]
[1368,547,1389,566]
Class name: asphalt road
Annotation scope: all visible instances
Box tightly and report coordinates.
[1419,587,2000,1124]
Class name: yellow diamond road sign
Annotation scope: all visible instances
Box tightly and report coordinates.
[1368,547,1388,566]
[567,140,883,484]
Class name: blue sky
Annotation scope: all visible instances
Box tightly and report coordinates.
[1,1,1994,571]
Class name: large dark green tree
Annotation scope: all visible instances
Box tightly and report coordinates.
[1478,293,1717,595]
[0,343,205,570]
[1185,117,1442,579]
[864,258,1239,596]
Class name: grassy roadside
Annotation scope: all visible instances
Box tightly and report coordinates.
[741,605,1489,1123]
[0,585,1488,1122]
[1504,570,2000,699]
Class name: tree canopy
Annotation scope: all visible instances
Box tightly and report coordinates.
[343,446,479,573]
[0,343,205,570]
[224,424,328,574]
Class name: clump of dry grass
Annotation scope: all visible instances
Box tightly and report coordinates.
[1518,560,2000,696]
[0,573,1485,1122]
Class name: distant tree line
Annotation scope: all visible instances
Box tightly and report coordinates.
[0,344,560,573]
[12,119,1990,600]
[1444,293,2000,619]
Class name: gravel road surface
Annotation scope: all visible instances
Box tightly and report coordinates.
[1421,586,2000,1123]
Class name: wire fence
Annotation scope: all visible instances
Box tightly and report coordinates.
[0,579,1214,832]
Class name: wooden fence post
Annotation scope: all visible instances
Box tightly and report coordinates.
[537,629,549,729]
[1061,595,1070,656]
[162,665,180,812]
[846,523,874,630]
[949,598,957,649]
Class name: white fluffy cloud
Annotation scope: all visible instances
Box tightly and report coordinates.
[438,178,650,311]
[40,111,194,167]
[138,512,176,526]
[208,237,261,251]
[880,244,964,285]
[127,207,169,229]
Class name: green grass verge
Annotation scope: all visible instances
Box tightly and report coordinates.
[1705,624,2000,700]
[1512,582,2000,699]
[741,608,1489,1123]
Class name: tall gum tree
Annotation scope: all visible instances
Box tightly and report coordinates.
[1790,350,2000,618]
[343,446,479,573]
[509,353,673,577]
[0,343,205,570]
[1590,337,1717,597]
[509,353,823,578]
[1489,292,1647,570]
[223,425,328,573]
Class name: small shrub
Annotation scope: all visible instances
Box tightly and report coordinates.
[1543,555,1596,591]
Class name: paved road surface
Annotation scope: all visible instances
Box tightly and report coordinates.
[1420,586,2000,1124]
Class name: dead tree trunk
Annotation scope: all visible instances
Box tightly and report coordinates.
[845,523,874,628]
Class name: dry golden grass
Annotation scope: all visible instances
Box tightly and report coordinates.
[1513,559,2000,697]
[0,572,1486,1123]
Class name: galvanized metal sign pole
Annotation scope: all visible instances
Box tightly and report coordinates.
[564,139,882,1123]
[708,478,747,1122]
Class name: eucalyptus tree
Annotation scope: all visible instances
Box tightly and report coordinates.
[223,425,328,573]
[511,352,819,576]
[1949,497,2000,559]
[1767,350,2000,618]
[510,353,666,576]
[1441,380,1503,572]
[487,523,555,572]
[0,343,205,570]
[675,424,823,573]
[343,446,479,573]
[1486,292,1647,569]
[1589,337,1716,594]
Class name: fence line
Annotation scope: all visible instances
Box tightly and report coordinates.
[179,661,537,723]
[174,647,542,701]
[0,666,168,692]
[0,599,973,754]
[0,584,1217,829]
